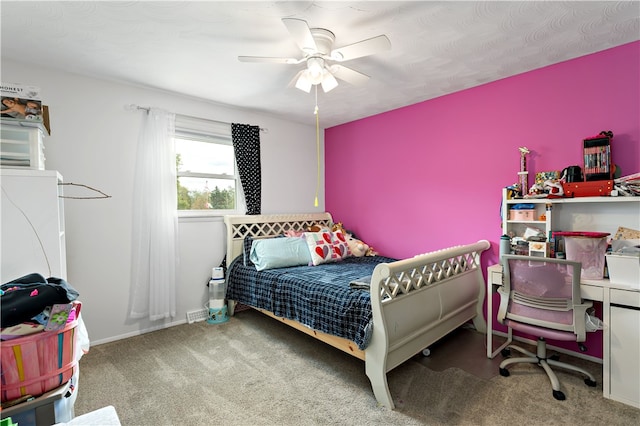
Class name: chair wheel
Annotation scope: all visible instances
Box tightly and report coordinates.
[501,348,511,357]
[585,378,597,387]
[553,390,566,401]
[499,367,510,377]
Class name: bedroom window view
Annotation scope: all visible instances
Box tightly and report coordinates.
[174,122,239,215]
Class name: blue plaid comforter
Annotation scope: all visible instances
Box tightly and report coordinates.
[226,255,396,350]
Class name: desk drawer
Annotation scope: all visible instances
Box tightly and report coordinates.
[580,284,603,302]
[611,288,640,309]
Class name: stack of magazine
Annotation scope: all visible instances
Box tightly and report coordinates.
[614,173,640,196]
[1,82,43,122]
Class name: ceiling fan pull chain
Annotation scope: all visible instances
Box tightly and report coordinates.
[314,86,320,207]
[314,84,319,113]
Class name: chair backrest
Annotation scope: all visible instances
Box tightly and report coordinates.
[497,255,590,341]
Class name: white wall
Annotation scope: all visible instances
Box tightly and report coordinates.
[1,59,324,344]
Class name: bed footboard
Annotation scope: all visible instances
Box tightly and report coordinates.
[365,240,490,409]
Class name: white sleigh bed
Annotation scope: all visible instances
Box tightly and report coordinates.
[224,212,490,409]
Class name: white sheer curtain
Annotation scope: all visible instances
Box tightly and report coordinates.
[129,108,178,320]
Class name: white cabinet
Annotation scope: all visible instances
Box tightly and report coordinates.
[0,122,47,170]
[608,289,640,409]
[1,169,66,282]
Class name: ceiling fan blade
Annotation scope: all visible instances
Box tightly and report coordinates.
[329,65,370,86]
[330,35,391,61]
[282,18,317,53]
[238,56,301,64]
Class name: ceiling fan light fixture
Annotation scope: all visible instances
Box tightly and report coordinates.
[306,57,325,84]
[240,18,390,94]
[295,58,339,93]
[320,70,338,92]
[295,73,312,93]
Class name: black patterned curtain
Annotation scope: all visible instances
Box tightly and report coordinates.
[231,123,261,215]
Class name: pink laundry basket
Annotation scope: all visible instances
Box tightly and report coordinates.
[1,302,81,402]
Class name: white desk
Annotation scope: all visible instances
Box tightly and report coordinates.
[486,263,640,408]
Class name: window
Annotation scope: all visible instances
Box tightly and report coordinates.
[174,115,243,217]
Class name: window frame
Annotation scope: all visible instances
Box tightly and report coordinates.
[174,116,244,218]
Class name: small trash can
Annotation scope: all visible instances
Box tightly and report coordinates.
[207,267,229,324]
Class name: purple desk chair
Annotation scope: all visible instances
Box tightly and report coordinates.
[497,255,597,400]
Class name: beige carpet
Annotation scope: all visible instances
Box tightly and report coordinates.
[75,309,639,425]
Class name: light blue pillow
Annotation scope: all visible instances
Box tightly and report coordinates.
[250,237,311,271]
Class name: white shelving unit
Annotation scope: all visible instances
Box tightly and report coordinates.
[1,169,66,282]
[502,188,553,242]
[0,121,47,170]
[502,187,640,248]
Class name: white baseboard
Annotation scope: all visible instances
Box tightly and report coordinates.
[90,318,188,346]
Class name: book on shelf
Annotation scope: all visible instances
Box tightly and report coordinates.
[583,134,612,181]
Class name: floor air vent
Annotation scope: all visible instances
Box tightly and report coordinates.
[186,308,208,324]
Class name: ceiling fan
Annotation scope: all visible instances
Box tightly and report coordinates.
[238,18,391,93]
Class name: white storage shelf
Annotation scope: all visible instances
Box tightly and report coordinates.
[502,188,640,247]
[0,122,46,170]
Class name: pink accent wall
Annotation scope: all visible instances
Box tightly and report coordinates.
[325,41,639,359]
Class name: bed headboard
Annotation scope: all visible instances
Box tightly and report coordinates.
[223,212,333,268]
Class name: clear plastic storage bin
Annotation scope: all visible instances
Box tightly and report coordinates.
[557,232,610,280]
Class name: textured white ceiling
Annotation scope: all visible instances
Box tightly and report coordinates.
[1,1,639,128]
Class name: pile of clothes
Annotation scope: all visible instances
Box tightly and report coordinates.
[1,273,80,340]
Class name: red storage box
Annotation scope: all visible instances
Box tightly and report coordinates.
[1,302,81,403]
[562,180,613,197]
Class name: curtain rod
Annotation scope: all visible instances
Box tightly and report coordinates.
[125,103,267,132]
